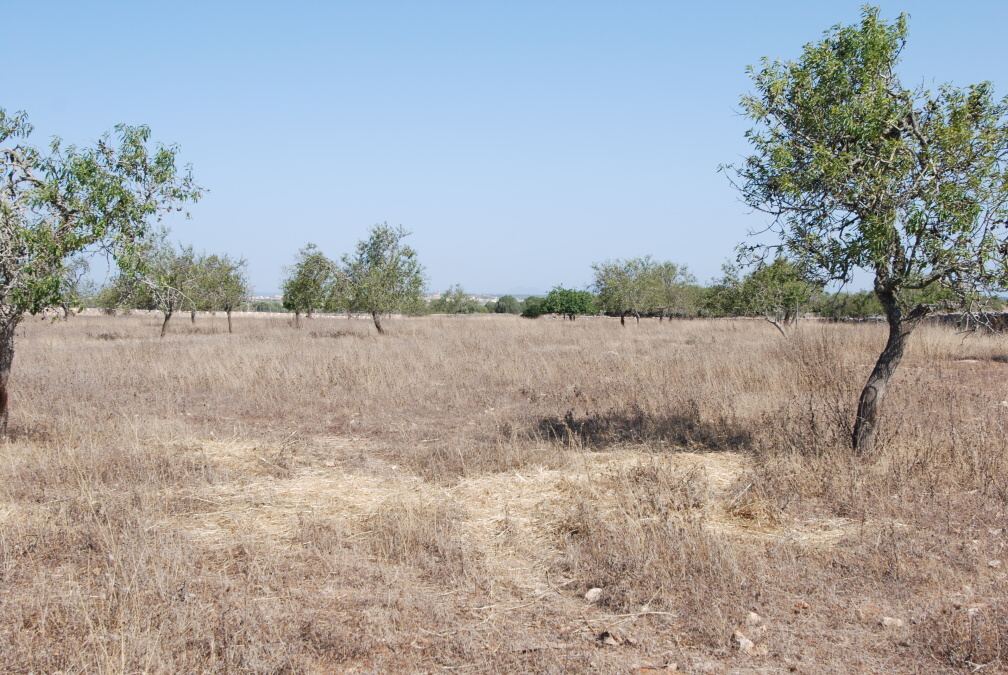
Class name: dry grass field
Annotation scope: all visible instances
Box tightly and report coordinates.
[1,312,1007,673]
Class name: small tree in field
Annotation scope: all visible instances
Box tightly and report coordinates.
[282,243,334,327]
[541,287,596,320]
[203,254,249,333]
[646,261,697,320]
[712,259,820,335]
[0,110,198,432]
[339,224,424,334]
[731,7,1008,455]
[494,295,522,314]
[139,239,201,338]
[593,257,655,325]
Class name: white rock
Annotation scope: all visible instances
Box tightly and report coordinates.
[988,559,1002,568]
[880,616,904,629]
[584,587,604,603]
[746,611,763,626]
[733,630,754,654]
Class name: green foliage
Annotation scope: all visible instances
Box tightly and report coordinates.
[593,257,654,317]
[811,290,884,320]
[520,296,545,318]
[493,295,523,314]
[429,284,487,314]
[732,6,1008,320]
[708,259,820,327]
[282,243,335,316]
[0,108,200,323]
[647,261,698,316]
[593,257,695,318]
[339,223,425,319]
[541,286,596,320]
[200,253,249,313]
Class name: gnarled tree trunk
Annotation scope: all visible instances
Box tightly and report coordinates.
[0,318,17,436]
[372,311,384,335]
[851,290,925,455]
[226,308,233,334]
[620,311,626,326]
[160,309,173,338]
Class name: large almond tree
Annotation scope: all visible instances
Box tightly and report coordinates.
[0,109,199,432]
[731,7,1008,455]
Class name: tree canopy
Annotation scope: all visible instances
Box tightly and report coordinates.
[282,243,335,324]
[541,287,596,320]
[731,6,1008,453]
[338,224,425,334]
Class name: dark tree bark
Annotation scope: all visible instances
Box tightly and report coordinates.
[160,309,173,338]
[190,308,196,324]
[372,311,384,334]
[851,289,927,455]
[294,311,301,329]
[226,308,233,334]
[634,312,640,324]
[0,319,17,435]
[620,311,626,326]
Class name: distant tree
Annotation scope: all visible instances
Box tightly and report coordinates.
[0,110,199,431]
[812,290,884,321]
[282,243,335,327]
[202,254,249,333]
[646,261,697,320]
[711,259,820,335]
[730,7,1008,454]
[521,296,545,318]
[493,295,522,314]
[339,224,425,334]
[593,257,656,325]
[541,287,596,320]
[429,285,488,314]
[137,238,201,338]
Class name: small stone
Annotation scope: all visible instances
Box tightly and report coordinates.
[988,559,1002,568]
[880,616,904,629]
[733,630,754,654]
[584,587,604,603]
[746,611,763,626]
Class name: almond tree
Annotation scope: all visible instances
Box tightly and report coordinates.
[648,261,697,320]
[339,224,424,334]
[730,7,1008,454]
[0,109,199,432]
[282,243,334,327]
[202,253,249,333]
[593,257,656,325]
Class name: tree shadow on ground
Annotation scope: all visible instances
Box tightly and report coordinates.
[535,405,751,451]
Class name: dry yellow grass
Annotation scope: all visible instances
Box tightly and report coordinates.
[1,312,1007,672]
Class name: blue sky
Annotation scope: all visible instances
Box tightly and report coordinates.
[6,2,1007,294]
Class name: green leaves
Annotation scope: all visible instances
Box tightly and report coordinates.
[592,257,695,316]
[540,287,596,319]
[340,224,425,317]
[732,6,1008,320]
[0,109,200,321]
[282,243,335,314]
